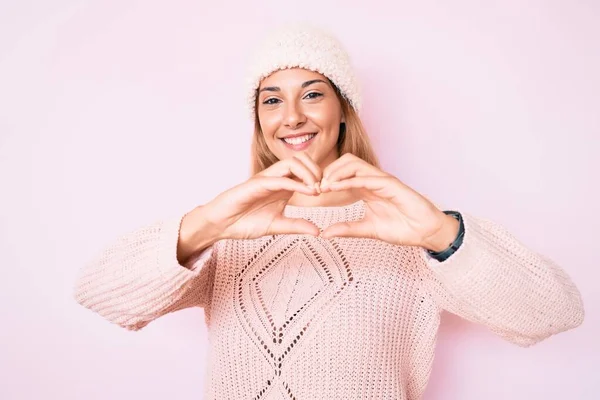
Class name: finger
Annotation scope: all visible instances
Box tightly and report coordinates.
[257,176,319,196]
[325,176,408,202]
[321,158,384,191]
[269,216,320,236]
[258,157,319,187]
[321,153,356,184]
[293,152,323,183]
[326,176,392,194]
[320,221,375,239]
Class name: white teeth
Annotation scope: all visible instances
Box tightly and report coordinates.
[283,133,316,145]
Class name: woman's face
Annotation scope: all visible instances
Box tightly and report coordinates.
[257,68,345,168]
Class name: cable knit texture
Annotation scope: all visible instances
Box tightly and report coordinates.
[74,200,584,399]
[245,24,362,120]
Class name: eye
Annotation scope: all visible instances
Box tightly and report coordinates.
[262,98,281,105]
[304,92,323,99]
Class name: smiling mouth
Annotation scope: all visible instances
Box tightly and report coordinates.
[281,133,317,145]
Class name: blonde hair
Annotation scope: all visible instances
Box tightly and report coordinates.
[250,81,380,176]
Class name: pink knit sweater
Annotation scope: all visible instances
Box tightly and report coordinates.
[73,200,584,399]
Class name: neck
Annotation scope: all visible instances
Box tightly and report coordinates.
[286,189,359,207]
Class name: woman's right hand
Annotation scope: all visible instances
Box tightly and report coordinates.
[177,153,323,263]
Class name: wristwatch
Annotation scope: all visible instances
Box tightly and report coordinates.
[426,210,465,262]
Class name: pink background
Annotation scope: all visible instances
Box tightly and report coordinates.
[1,0,598,399]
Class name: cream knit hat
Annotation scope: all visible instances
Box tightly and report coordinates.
[245,24,362,120]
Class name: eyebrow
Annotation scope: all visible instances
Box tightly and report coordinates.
[258,79,328,94]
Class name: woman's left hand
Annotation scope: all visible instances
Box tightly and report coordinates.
[319,154,460,251]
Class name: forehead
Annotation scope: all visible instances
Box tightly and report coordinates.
[259,68,329,89]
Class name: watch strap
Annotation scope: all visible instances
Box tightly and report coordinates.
[426,210,465,262]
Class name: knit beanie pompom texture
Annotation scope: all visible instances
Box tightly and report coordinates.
[246,24,361,119]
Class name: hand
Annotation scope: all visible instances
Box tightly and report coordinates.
[199,152,324,241]
[319,153,459,250]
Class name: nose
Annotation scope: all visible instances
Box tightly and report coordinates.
[283,100,306,129]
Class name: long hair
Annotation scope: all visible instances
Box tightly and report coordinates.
[250,81,380,176]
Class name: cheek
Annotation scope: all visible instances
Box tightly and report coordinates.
[305,106,342,131]
[258,114,279,138]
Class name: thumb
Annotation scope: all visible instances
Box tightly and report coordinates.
[321,221,374,239]
[268,217,320,236]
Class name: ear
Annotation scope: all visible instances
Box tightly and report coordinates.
[341,112,346,124]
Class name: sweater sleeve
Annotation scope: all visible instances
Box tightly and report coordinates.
[417,211,584,347]
[73,215,217,331]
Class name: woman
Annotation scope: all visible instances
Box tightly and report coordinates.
[74,24,584,399]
